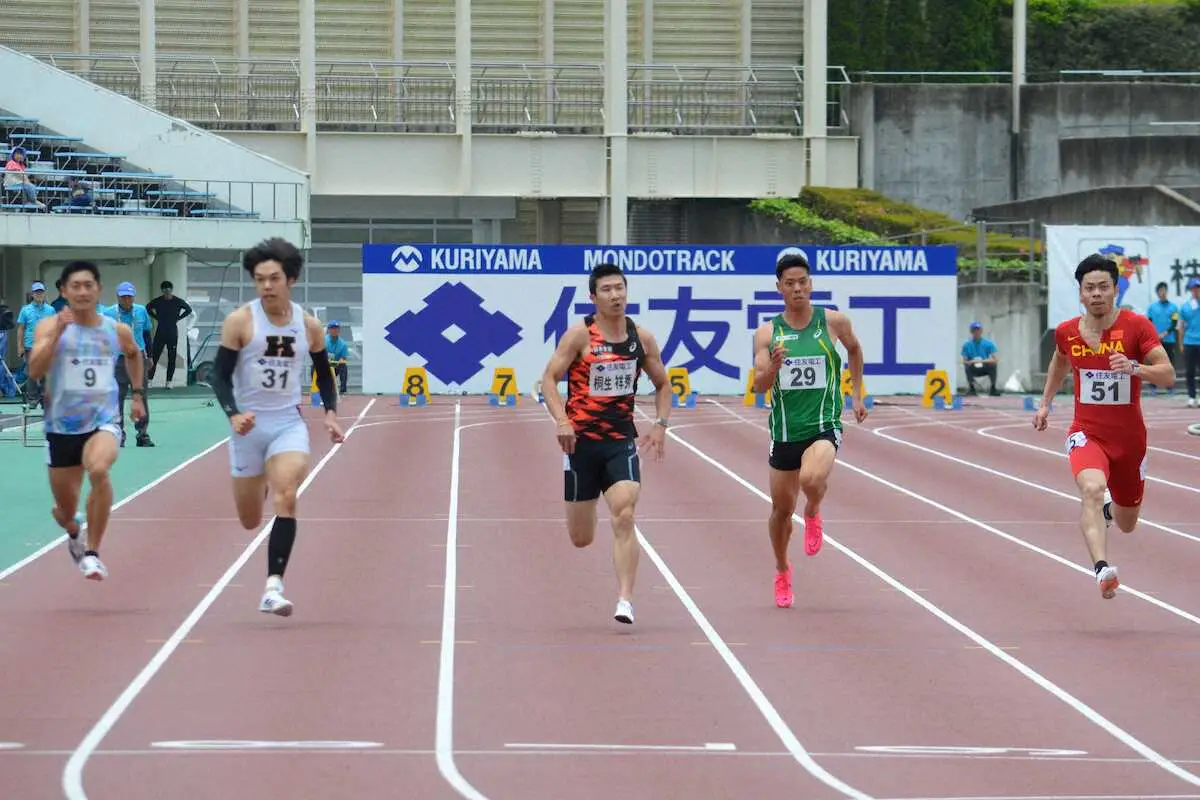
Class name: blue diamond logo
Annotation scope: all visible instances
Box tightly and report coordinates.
[384,282,522,385]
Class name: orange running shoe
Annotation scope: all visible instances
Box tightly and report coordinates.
[804,514,824,556]
[775,565,794,608]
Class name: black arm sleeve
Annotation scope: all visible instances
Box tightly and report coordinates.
[210,345,241,418]
[309,348,338,412]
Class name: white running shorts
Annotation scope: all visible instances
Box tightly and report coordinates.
[227,410,310,478]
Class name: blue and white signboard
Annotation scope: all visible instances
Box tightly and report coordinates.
[361,244,959,396]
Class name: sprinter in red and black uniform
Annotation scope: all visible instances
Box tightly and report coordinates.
[541,263,673,626]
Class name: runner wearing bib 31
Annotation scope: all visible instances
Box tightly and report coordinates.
[752,252,868,609]
[540,263,673,626]
[208,237,346,618]
[1035,254,1175,600]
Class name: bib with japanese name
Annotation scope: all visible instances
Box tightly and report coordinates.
[588,359,637,397]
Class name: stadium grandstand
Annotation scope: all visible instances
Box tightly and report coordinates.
[0,0,844,398]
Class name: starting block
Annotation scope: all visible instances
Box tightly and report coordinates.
[840,369,874,410]
[1023,396,1053,411]
[487,366,519,407]
[400,366,431,407]
[744,368,770,408]
[921,369,953,409]
[669,366,697,408]
[933,395,964,411]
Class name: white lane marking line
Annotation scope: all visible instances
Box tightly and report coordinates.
[685,399,1200,789]
[855,745,1087,757]
[975,423,1200,495]
[873,420,1200,551]
[151,740,383,750]
[0,742,24,750]
[0,436,230,583]
[503,742,737,752]
[60,398,378,800]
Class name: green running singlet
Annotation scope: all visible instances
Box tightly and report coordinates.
[767,307,843,442]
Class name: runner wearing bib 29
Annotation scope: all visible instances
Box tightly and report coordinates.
[208,237,346,618]
[1035,254,1176,600]
[540,263,673,626]
[752,252,868,610]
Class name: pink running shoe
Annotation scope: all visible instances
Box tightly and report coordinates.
[804,514,824,556]
[775,565,794,608]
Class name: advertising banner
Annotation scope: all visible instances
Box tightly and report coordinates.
[361,243,960,397]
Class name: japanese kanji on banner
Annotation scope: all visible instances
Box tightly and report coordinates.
[360,244,960,396]
[1045,225,1200,327]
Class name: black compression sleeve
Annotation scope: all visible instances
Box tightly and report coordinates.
[210,345,241,417]
[309,348,338,412]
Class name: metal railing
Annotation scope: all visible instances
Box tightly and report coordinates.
[34,54,851,135]
[853,69,1200,84]
[882,219,1044,285]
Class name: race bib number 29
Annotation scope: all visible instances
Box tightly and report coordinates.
[1081,370,1130,405]
[781,356,827,391]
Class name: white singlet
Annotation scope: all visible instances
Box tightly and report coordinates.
[233,299,306,414]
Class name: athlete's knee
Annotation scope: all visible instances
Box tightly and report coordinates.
[272,485,298,515]
[1077,476,1106,505]
[609,503,636,536]
[567,519,594,548]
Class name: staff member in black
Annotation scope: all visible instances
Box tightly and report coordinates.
[146,280,192,388]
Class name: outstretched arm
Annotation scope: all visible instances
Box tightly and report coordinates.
[752,323,780,394]
[305,314,338,414]
[540,326,584,426]
[637,329,672,455]
[1040,346,1070,408]
[209,308,248,418]
[26,315,65,380]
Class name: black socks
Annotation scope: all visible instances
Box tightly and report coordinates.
[267,517,297,578]
[1102,502,1112,522]
[1094,560,1109,575]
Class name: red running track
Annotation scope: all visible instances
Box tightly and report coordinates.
[1,394,1198,800]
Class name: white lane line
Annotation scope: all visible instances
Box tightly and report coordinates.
[60,398,378,800]
[0,436,230,583]
[679,400,1200,789]
[503,742,738,752]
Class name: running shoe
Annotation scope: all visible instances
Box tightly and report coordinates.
[804,514,824,556]
[774,565,794,608]
[79,554,107,581]
[614,598,634,624]
[259,588,294,617]
[1097,565,1120,599]
[1102,501,1113,529]
[56,510,86,566]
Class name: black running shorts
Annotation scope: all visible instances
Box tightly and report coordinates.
[564,437,641,502]
[768,429,842,472]
[45,428,117,469]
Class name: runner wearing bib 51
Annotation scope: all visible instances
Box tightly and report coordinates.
[752,252,868,609]
[208,237,346,617]
[27,260,146,582]
[1034,254,1176,600]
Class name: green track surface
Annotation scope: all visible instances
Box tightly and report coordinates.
[0,391,230,572]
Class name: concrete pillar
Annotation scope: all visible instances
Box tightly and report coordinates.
[140,0,155,107]
[237,0,249,74]
[456,0,472,193]
[1011,0,1026,200]
[300,0,317,185]
[604,0,628,245]
[802,0,827,186]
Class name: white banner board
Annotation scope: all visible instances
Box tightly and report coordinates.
[1046,225,1200,327]
[361,244,960,397]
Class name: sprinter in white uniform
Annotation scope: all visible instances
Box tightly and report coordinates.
[27,260,146,582]
[209,238,345,617]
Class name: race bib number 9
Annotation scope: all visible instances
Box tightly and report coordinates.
[64,357,114,393]
[589,360,637,397]
[1080,369,1130,405]
[782,356,827,391]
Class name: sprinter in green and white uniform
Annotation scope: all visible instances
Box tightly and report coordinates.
[751,251,869,609]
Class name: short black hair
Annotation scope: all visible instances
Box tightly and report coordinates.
[1156,281,1169,293]
[1074,253,1119,286]
[776,251,810,280]
[161,280,173,291]
[588,263,626,295]
[243,237,304,280]
[60,260,101,286]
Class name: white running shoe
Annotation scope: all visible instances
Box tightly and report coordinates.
[1097,565,1120,599]
[259,588,294,617]
[65,514,86,566]
[614,598,634,625]
[79,554,108,581]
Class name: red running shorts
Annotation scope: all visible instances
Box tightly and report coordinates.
[1065,430,1148,508]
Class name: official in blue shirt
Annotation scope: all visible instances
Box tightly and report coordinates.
[1179,276,1200,407]
[315,320,351,394]
[101,282,156,447]
[1146,281,1180,362]
[961,321,1000,396]
[16,280,56,407]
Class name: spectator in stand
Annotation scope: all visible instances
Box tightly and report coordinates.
[1179,276,1200,408]
[65,177,94,210]
[146,281,192,389]
[101,282,155,447]
[16,281,56,407]
[313,320,351,394]
[961,321,1001,396]
[3,147,46,209]
[1145,280,1179,395]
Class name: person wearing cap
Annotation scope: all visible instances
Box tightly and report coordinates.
[961,321,1000,396]
[146,280,192,389]
[101,282,156,447]
[15,280,57,407]
[316,320,351,394]
[1178,276,1200,407]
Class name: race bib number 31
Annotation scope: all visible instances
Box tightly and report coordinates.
[782,356,827,390]
[589,360,637,397]
[256,359,294,392]
[64,357,114,392]
[1081,370,1130,405]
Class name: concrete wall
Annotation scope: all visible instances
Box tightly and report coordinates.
[848,82,1200,220]
[974,185,1200,227]
[956,282,1048,393]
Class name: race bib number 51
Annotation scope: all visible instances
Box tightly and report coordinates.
[1081,370,1130,405]
[589,360,637,397]
[782,356,827,390]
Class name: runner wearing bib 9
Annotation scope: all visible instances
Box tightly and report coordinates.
[752,252,868,610]
[208,237,346,618]
[1034,254,1176,600]
[27,260,146,582]
[540,263,673,626]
